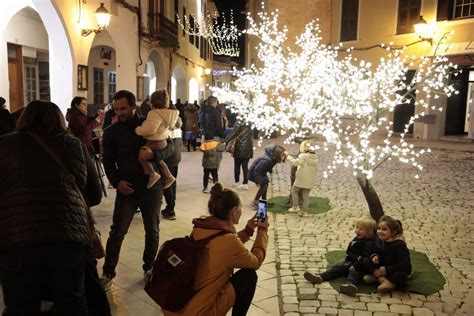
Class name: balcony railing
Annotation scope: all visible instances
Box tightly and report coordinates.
[148,12,179,48]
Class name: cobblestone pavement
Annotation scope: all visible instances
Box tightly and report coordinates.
[1,137,473,316]
[270,140,474,316]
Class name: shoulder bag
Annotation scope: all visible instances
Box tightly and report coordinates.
[27,131,105,259]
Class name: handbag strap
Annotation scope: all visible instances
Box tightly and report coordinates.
[26,131,94,222]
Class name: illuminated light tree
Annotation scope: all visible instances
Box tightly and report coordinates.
[177,10,240,57]
[212,8,458,221]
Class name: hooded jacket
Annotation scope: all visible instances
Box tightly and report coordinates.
[199,104,224,138]
[248,143,279,185]
[200,140,225,169]
[286,152,318,189]
[162,216,268,316]
[135,108,179,141]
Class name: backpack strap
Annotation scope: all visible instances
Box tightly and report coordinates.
[192,230,230,243]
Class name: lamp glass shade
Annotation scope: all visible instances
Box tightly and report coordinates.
[96,3,111,30]
[414,17,436,40]
[204,68,212,75]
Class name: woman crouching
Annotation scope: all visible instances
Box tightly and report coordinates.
[165,183,269,316]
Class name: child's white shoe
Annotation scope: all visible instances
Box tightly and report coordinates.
[237,184,248,190]
[147,172,161,189]
[288,206,300,213]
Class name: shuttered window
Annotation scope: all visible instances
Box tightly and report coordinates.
[340,0,359,42]
[397,0,421,34]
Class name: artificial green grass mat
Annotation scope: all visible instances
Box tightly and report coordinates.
[325,250,445,295]
[267,196,331,214]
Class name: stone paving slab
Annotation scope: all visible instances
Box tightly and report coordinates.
[270,138,474,315]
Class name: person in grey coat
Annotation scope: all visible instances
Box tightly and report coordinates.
[226,122,253,190]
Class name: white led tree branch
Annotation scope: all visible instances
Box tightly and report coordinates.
[212,7,458,220]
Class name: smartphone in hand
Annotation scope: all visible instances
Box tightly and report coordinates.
[257,199,267,221]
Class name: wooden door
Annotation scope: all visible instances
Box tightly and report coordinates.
[7,43,23,111]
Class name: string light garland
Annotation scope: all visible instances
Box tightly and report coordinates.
[176,10,240,57]
[212,6,458,185]
[213,69,244,77]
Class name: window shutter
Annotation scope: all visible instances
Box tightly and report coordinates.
[437,0,450,20]
[340,0,359,42]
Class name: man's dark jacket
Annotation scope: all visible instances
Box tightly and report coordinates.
[103,114,173,191]
[0,131,102,251]
[199,104,224,138]
[0,109,15,136]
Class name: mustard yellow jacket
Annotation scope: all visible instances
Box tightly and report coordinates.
[163,216,268,316]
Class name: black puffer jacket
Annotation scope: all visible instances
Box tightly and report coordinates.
[0,131,102,251]
[248,144,278,185]
[226,123,253,159]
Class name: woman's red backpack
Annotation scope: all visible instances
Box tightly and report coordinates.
[144,231,229,311]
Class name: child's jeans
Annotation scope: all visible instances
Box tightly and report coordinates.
[321,261,362,286]
[292,186,310,211]
[203,168,218,188]
[139,140,172,178]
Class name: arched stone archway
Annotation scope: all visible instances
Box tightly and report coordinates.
[87,31,116,108]
[0,0,73,113]
[171,64,186,103]
[147,50,167,92]
[189,77,199,104]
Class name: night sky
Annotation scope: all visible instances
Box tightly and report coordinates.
[214,0,246,66]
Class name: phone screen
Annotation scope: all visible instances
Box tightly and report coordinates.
[258,199,267,221]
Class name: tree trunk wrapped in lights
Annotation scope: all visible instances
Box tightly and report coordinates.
[212,8,458,220]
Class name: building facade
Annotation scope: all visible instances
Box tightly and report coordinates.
[245,0,474,141]
[0,0,216,114]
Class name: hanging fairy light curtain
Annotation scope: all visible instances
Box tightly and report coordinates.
[177,10,240,57]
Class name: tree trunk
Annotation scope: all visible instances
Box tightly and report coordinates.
[356,173,385,222]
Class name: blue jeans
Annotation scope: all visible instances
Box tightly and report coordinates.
[1,244,89,316]
[103,185,163,277]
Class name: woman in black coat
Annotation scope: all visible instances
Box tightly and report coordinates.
[0,101,104,315]
[226,122,253,190]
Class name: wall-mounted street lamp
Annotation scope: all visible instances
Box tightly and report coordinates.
[204,68,212,76]
[81,3,111,37]
[414,16,436,43]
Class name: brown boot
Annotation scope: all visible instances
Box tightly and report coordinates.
[377,276,396,293]
[362,274,377,284]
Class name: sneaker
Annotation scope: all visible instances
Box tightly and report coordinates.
[340,283,358,296]
[163,176,176,189]
[147,172,161,189]
[202,187,209,193]
[162,209,176,220]
[237,183,248,190]
[298,210,309,217]
[288,206,300,213]
[144,269,153,283]
[100,275,113,292]
[304,272,323,284]
[362,274,377,284]
[233,182,240,188]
